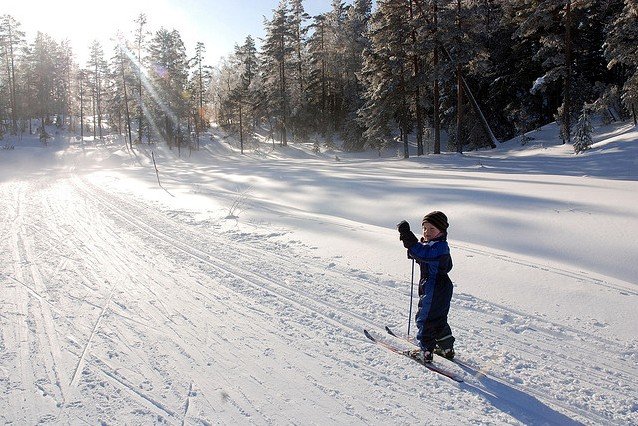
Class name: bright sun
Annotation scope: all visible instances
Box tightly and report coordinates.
[4,0,191,64]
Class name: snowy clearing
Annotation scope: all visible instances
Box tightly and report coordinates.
[1,122,637,425]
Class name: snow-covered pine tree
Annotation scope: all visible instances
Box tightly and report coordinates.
[76,69,89,140]
[512,0,575,143]
[605,0,638,125]
[189,41,213,148]
[108,32,135,149]
[287,0,311,140]
[26,32,60,134]
[337,0,371,152]
[0,15,26,135]
[573,107,593,154]
[305,14,328,136]
[358,0,415,158]
[261,0,295,147]
[322,0,348,144]
[512,0,623,145]
[131,13,150,144]
[148,28,189,150]
[305,0,357,144]
[225,36,260,153]
[87,40,108,140]
[493,2,545,137]
[54,39,74,131]
[430,0,442,154]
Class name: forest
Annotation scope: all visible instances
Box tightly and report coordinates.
[1,0,636,156]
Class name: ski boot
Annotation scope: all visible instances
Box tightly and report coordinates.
[433,346,455,360]
[407,348,433,363]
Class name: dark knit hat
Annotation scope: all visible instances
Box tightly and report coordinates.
[422,211,449,232]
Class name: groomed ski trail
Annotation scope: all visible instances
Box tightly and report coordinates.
[0,164,635,424]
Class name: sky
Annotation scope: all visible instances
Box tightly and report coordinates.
[2,0,334,66]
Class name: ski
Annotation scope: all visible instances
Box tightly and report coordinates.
[363,329,464,382]
[385,325,472,369]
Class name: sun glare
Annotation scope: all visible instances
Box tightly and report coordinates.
[4,0,195,64]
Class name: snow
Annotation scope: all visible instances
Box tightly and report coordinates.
[1,121,637,425]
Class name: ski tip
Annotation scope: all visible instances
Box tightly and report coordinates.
[446,373,464,383]
[385,325,396,336]
[363,329,376,342]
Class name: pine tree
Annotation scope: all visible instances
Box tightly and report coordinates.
[433,0,495,152]
[511,0,619,144]
[87,40,108,139]
[27,32,58,135]
[323,0,348,142]
[287,0,310,139]
[53,39,74,130]
[76,69,89,139]
[0,15,26,135]
[262,0,294,146]
[218,36,259,153]
[306,14,329,136]
[573,107,593,154]
[408,0,424,155]
[148,28,189,150]
[427,0,443,154]
[492,1,547,136]
[132,13,149,143]
[359,0,415,158]
[189,41,212,148]
[109,32,135,148]
[605,0,638,125]
[340,0,372,151]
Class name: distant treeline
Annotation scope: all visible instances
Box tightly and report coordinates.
[1,1,636,156]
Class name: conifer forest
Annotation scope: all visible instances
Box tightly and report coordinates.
[1,0,637,156]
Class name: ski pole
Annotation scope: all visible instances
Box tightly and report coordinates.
[407,258,415,336]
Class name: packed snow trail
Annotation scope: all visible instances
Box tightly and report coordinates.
[0,139,636,424]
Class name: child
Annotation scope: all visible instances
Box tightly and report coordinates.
[397,211,455,363]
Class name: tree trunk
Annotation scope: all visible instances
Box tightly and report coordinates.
[79,76,84,140]
[456,63,463,154]
[403,127,409,159]
[198,59,204,150]
[417,0,496,149]
[95,61,103,140]
[92,88,96,140]
[320,22,327,133]
[120,51,133,150]
[239,101,244,154]
[296,17,304,95]
[7,23,18,135]
[410,0,424,156]
[280,33,288,147]
[136,15,146,144]
[439,44,498,147]
[432,0,441,154]
[563,0,572,145]
[455,0,463,154]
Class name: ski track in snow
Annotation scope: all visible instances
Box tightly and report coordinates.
[0,168,636,425]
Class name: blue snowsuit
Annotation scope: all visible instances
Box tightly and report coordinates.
[406,235,455,352]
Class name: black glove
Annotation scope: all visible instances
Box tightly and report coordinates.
[397,220,418,248]
[396,220,410,233]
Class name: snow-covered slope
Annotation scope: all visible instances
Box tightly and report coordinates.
[1,122,636,424]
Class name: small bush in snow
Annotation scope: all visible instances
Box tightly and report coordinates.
[573,108,593,154]
[226,185,253,219]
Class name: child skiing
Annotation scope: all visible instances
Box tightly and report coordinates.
[397,211,455,363]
